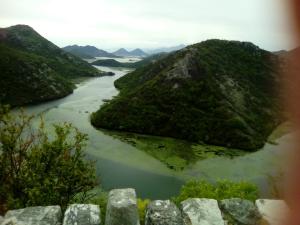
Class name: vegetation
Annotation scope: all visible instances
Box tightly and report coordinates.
[91,53,167,68]
[172,180,259,205]
[78,189,108,222]
[104,130,245,170]
[92,40,282,150]
[137,198,150,225]
[0,25,101,106]
[0,106,97,213]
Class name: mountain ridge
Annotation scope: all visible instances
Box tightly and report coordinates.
[63,45,119,59]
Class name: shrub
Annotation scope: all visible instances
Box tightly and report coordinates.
[172,179,259,205]
[83,190,108,222]
[0,106,97,213]
[137,198,150,225]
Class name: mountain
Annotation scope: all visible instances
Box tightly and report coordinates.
[146,44,185,55]
[91,39,282,150]
[63,45,119,59]
[91,53,167,68]
[0,24,100,106]
[112,48,148,57]
[113,48,130,57]
[130,48,148,57]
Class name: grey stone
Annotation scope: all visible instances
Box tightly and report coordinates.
[219,198,260,225]
[0,216,3,224]
[181,198,224,225]
[255,199,289,225]
[105,188,139,225]
[63,204,100,225]
[1,206,62,225]
[145,200,183,225]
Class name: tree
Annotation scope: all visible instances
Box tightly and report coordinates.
[0,106,97,213]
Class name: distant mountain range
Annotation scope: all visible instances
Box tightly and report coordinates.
[63,45,120,59]
[91,53,167,68]
[112,48,148,57]
[62,45,185,59]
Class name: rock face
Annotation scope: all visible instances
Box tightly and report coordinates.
[63,204,101,225]
[0,216,3,224]
[105,188,139,225]
[181,198,224,225]
[255,199,289,225]
[219,198,260,225]
[1,206,61,225]
[145,200,183,225]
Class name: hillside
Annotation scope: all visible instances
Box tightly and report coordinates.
[0,25,100,106]
[91,53,167,68]
[63,45,119,59]
[91,40,282,150]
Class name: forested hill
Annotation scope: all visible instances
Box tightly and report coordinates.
[91,39,282,150]
[0,25,100,106]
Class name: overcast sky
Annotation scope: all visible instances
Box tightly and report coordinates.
[0,0,295,51]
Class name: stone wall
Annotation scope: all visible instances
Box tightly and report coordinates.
[0,188,289,225]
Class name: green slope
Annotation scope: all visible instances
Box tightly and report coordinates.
[0,24,101,106]
[91,40,282,150]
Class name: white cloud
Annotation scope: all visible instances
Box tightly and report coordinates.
[0,0,295,51]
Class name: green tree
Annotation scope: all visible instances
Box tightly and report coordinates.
[0,106,97,213]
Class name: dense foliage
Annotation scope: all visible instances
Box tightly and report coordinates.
[0,106,97,213]
[172,180,259,205]
[0,25,100,106]
[91,40,282,150]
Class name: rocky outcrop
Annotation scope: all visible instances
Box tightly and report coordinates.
[1,206,62,225]
[145,200,183,225]
[63,204,101,225]
[181,198,224,225]
[0,189,289,225]
[255,199,289,225]
[219,198,260,225]
[105,188,140,225]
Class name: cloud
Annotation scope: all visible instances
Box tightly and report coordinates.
[0,0,294,50]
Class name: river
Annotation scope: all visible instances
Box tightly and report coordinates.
[22,59,288,199]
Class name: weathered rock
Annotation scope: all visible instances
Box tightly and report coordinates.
[181,198,224,225]
[145,200,183,225]
[1,206,61,225]
[0,216,3,224]
[255,199,289,225]
[63,204,100,225]
[105,188,139,225]
[219,198,260,225]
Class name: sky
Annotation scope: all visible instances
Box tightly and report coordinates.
[0,0,295,51]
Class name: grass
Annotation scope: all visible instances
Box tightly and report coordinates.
[102,130,246,171]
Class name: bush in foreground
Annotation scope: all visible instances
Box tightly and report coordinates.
[172,180,259,205]
[0,106,97,213]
